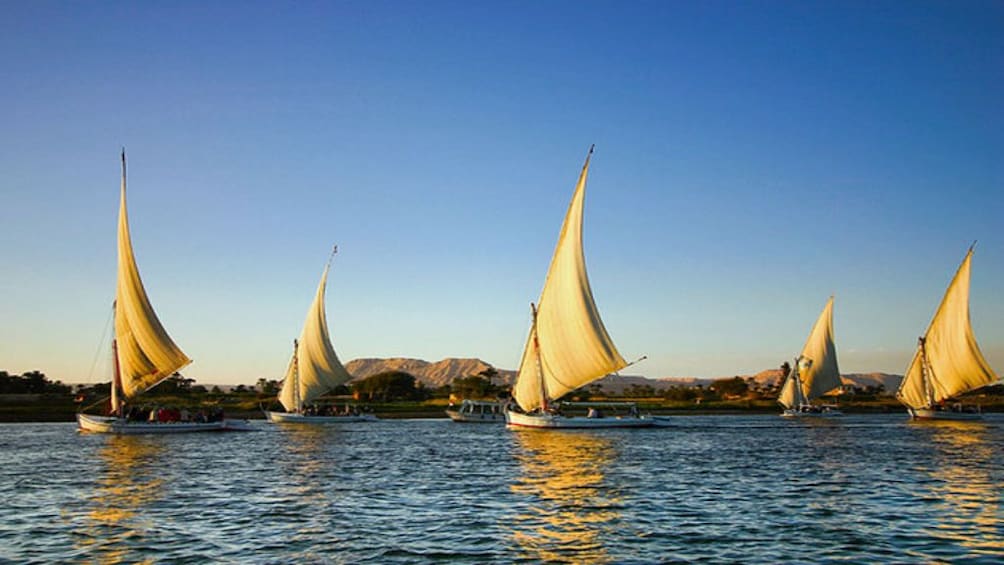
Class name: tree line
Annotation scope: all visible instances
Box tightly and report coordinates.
[0,371,71,395]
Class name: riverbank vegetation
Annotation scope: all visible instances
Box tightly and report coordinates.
[2,369,1002,422]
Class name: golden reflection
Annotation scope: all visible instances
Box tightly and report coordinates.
[508,430,620,564]
[76,436,164,564]
[917,420,1002,557]
[274,424,344,507]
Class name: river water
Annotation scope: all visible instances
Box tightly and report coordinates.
[0,415,1001,563]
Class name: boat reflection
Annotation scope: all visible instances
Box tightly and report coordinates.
[76,435,165,562]
[508,430,621,563]
[918,419,1001,558]
[273,424,346,521]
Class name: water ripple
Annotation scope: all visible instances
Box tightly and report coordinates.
[0,416,1002,562]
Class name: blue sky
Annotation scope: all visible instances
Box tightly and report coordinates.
[1,1,1002,385]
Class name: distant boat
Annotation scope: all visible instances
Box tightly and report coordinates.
[446,399,506,423]
[778,297,844,417]
[896,245,998,420]
[264,248,376,424]
[78,151,247,434]
[505,147,657,429]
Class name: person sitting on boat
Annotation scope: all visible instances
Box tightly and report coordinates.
[781,361,791,380]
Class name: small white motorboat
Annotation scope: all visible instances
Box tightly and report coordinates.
[445,399,506,423]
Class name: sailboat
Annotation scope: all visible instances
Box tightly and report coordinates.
[896,245,998,420]
[78,151,245,434]
[264,248,376,423]
[505,147,657,429]
[777,296,844,417]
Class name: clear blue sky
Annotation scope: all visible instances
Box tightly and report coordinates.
[2,1,1002,385]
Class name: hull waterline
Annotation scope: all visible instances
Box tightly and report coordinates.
[77,413,251,434]
[781,406,844,418]
[907,407,983,421]
[505,410,657,429]
[445,410,505,423]
[264,410,377,423]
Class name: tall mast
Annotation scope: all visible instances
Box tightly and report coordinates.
[110,151,126,416]
[292,339,301,413]
[531,303,548,412]
[328,244,338,267]
[918,337,935,407]
[110,321,122,415]
[791,357,802,408]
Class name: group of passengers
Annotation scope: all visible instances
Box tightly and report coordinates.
[121,405,224,423]
[302,404,363,416]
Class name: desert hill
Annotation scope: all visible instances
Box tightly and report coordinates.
[345,357,516,387]
[344,357,902,394]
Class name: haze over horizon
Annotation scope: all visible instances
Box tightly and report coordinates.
[2,2,1002,386]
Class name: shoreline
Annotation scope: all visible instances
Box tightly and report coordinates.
[4,402,996,423]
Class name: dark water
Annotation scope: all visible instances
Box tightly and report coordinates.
[1,415,1001,563]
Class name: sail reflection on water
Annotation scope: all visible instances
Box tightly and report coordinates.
[917,420,1001,558]
[270,423,349,550]
[276,424,337,500]
[76,436,165,561]
[508,430,621,563]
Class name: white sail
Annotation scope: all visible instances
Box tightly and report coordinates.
[778,297,840,409]
[114,152,191,401]
[896,249,998,409]
[777,371,800,409]
[512,148,628,412]
[278,257,353,412]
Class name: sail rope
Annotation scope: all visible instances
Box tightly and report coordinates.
[84,303,114,384]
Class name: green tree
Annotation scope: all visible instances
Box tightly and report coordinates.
[663,386,699,402]
[352,371,419,401]
[451,375,491,399]
[477,367,499,386]
[151,373,195,395]
[256,378,280,395]
[0,370,70,394]
[709,376,749,398]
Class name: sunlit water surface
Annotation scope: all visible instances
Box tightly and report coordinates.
[1,415,1002,563]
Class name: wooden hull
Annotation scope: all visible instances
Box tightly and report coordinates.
[445,409,505,423]
[781,406,844,418]
[505,410,657,429]
[264,410,378,423]
[908,407,983,421]
[77,413,250,434]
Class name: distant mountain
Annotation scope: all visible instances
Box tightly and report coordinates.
[343,357,902,394]
[840,372,903,391]
[345,357,516,388]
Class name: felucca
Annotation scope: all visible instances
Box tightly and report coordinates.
[78,151,245,434]
[505,147,657,429]
[896,245,998,420]
[777,297,844,417]
[264,247,376,423]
